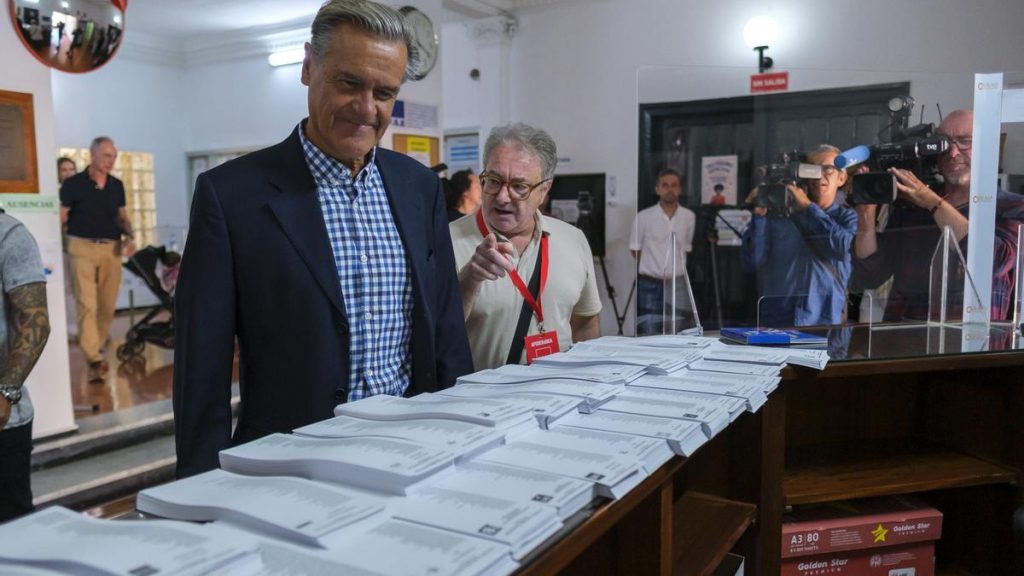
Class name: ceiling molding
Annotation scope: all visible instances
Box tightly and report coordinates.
[119,32,186,68]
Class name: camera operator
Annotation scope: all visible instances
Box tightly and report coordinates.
[741,145,857,327]
[853,109,1024,321]
[629,169,696,334]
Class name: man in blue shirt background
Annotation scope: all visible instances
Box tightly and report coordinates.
[742,145,857,327]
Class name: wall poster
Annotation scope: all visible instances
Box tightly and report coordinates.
[0,90,38,193]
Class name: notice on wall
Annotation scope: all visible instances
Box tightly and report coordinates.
[391,100,438,130]
[700,155,738,206]
[405,136,433,167]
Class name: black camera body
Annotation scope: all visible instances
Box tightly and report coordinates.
[755,151,823,217]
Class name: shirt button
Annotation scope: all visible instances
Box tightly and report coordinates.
[360,254,368,263]
[365,311,373,320]
[366,369,375,377]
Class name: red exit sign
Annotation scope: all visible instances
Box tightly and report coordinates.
[750,71,789,93]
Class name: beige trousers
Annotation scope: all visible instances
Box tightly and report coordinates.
[68,237,122,363]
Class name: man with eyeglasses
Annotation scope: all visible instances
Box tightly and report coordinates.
[741,145,858,327]
[854,109,1024,321]
[450,123,601,370]
[629,169,697,335]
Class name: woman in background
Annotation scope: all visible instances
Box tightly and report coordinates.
[57,157,77,184]
[445,168,482,222]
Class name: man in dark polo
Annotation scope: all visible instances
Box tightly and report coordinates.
[60,136,135,380]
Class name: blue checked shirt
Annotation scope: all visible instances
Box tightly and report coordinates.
[299,123,413,401]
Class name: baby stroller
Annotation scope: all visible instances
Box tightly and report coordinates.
[116,245,179,361]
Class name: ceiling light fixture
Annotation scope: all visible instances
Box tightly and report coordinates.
[268,47,305,67]
[743,15,777,73]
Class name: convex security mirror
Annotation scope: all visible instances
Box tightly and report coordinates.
[9,0,126,73]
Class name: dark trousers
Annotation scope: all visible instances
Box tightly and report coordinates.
[0,420,34,522]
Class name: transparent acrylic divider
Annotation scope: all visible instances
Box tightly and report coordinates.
[1014,223,1024,334]
[640,231,702,336]
[927,226,984,327]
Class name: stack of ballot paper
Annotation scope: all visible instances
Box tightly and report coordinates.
[0,506,262,575]
[661,368,780,395]
[431,390,579,429]
[459,362,646,386]
[425,461,594,521]
[219,434,457,496]
[597,393,730,438]
[553,411,707,457]
[437,381,620,414]
[393,485,562,561]
[702,346,789,366]
[335,394,538,436]
[628,374,768,413]
[532,348,695,375]
[583,334,720,351]
[477,440,645,500]
[685,358,784,377]
[293,415,504,462]
[781,348,831,370]
[136,469,389,549]
[518,426,674,475]
[220,520,517,576]
[618,387,748,423]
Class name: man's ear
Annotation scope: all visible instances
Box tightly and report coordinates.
[301,42,314,87]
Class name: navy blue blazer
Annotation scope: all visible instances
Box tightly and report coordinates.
[172,127,473,478]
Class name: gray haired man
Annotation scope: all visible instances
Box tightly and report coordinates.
[173,0,472,477]
[450,123,601,370]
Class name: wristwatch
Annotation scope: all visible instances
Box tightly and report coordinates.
[0,386,23,405]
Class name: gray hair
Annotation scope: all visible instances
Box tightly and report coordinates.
[807,144,841,157]
[90,136,114,153]
[484,123,558,179]
[309,0,421,82]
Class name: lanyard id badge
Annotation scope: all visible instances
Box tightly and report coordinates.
[477,211,559,363]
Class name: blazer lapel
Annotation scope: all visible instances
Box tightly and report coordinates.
[376,150,430,291]
[266,132,347,318]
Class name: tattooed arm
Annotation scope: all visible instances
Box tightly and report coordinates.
[0,282,50,427]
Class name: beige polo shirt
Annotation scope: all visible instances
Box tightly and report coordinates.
[451,211,602,370]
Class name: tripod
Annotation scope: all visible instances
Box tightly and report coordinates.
[597,255,633,335]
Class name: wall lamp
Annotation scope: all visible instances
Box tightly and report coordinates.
[268,47,305,67]
[744,15,778,73]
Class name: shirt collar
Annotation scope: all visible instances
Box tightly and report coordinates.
[298,120,378,185]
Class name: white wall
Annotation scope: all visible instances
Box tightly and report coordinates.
[52,58,190,230]
[1,18,76,438]
[442,0,1024,334]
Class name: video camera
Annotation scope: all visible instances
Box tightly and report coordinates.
[834,96,949,205]
[754,151,823,217]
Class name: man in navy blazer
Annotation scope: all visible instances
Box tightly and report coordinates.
[173,0,472,478]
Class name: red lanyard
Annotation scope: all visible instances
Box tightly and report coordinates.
[476,210,548,327]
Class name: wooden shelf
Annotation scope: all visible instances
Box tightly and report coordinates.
[673,492,756,576]
[785,444,1018,506]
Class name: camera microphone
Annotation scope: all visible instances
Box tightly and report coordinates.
[834,145,871,170]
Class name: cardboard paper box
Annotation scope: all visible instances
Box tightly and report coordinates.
[782,542,934,576]
[782,496,942,558]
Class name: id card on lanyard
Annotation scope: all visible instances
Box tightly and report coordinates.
[476,211,560,363]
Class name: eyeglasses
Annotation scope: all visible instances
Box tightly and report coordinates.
[947,136,973,151]
[479,171,552,200]
[817,165,842,177]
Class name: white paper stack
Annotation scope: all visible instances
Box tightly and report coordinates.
[426,461,594,521]
[628,374,768,413]
[583,334,720,351]
[518,426,673,474]
[219,434,456,496]
[701,346,789,366]
[664,367,781,395]
[477,440,644,499]
[554,411,707,457]
[0,506,261,576]
[293,415,504,462]
[617,387,747,423]
[334,394,537,433]
[394,485,562,561]
[783,349,831,370]
[251,540,392,575]
[323,518,517,576]
[437,381,620,413]
[535,346,698,375]
[459,362,646,386]
[597,393,729,438]
[432,390,579,429]
[136,469,388,549]
[685,358,784,377]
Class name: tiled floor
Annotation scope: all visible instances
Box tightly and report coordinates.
[67,311,175,417]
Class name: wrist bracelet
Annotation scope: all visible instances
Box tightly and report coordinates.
[929,198,945,215]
